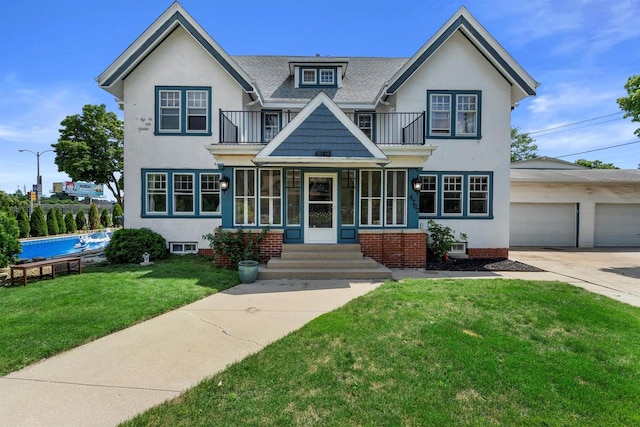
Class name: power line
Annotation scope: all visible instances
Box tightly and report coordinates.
[554,140,640,158]
[532,117,623,138]
[526,112,622,135]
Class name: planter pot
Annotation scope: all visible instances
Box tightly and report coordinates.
[238,260,259,284]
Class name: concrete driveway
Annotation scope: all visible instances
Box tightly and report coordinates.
[509,248,640,307]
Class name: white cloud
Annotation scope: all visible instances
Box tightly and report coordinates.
[0,76,94,150]
[490,0,640,56]
[0,75,98,194]
[526,82,619,117]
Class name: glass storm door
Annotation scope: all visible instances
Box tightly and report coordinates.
[304,173,337,243]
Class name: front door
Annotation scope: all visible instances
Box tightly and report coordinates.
[304,173,337,243]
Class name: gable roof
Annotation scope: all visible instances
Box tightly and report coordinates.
[384,7,539,105]
[253,92,389,166]
[97,2,255,101]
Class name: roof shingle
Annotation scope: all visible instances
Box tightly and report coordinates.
[232,55,408,105]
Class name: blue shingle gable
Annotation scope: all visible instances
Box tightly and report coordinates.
[271,105,374,158]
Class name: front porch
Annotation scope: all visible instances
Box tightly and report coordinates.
[210,229,427,272]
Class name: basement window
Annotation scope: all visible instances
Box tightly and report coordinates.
[170,242,198,254]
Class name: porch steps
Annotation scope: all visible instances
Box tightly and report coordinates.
[258,244,392,280]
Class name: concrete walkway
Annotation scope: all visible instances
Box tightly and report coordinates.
[1,249,638,426]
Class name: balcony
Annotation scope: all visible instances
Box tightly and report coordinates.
[219,110,425,145]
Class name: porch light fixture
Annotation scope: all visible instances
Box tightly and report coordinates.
[220,176,230,192]
[411,177,422,192]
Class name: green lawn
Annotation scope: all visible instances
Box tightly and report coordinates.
[0,255,238,376]
[124,278,640,426]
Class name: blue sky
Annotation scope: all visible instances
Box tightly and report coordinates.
[1,0,638,198]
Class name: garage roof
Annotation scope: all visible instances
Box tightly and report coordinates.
[511,169,640,184]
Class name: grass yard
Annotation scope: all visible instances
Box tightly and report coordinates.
[125,278,640,426]
[0,255,238,376]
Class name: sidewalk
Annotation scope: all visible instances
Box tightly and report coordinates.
[2,259,638,426]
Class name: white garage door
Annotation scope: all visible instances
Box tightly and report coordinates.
[510,203,577,247]
[594,204,640,247]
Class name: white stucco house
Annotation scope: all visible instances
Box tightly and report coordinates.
[511,157,640,248]
[97,2,537,268]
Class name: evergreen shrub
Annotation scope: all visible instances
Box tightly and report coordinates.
[104,228,168,264]
[30,206,48,237]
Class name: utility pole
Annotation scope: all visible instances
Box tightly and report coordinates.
[18,149,54,205]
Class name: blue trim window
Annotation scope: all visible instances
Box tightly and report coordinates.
[187,91,208,131]
[386,170,407,226]
[159,91,181,132]
[355,112,375,141]
[360,170,383,226]
[443,175,463,215]
[143,170,221,217]
[262,111,281,142]
[427,90,481,138]
[146,173,167,214]
[302,69,317,85]
[418,175,437,215]
[173,173,194,214]
[468,175,489,215]
[234,169,257,226]
[319,69,335,85]
[299,67,338,88]
[419,172,492,218]
[456,95,477,136]
[200,174,221,214]
[286,169,302,226]
[340,170,356,226]
[156,87,211,135]
[259,169,282,226]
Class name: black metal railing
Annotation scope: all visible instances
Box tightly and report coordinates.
[219,110,425,145]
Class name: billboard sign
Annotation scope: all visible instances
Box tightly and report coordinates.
[64,181,104,198]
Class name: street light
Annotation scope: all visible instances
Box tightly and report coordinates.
[18,149,54,204]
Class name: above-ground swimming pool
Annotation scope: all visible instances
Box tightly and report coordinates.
[19,232,112,260]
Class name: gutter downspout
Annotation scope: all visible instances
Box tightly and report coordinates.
[374,83,395,111]
[245,80,265,109]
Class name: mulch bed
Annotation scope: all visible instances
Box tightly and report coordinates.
[427,257,544,272]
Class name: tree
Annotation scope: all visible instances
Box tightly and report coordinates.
[55,207,66,234]
[575,159,619,169]
[112,203,123,227]
[75,209,87,231]
[100,208,112,228]
[65,212,77,233]
[16,208,30,238]
[578,159,619,169]
[46,208,59,235]
[511,127,538,162]
[88,203,100,230]
[617,75,640,138]
[53,104,124,205]
[30,206,48,237]
[0,211,22,268]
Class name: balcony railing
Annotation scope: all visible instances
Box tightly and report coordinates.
[219,110,425,145]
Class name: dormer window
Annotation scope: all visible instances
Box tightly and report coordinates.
[319,69,335,85]
[302,69,317,85]
[299,67,337,88]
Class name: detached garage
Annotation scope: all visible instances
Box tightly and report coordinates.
[510,158,640,248]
